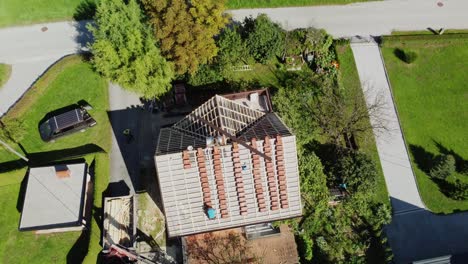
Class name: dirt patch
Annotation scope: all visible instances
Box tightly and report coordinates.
[247,225,299,264]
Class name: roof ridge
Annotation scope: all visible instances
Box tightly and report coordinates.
[171,95,265,139]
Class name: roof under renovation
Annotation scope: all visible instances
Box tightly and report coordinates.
[155,91,302,237]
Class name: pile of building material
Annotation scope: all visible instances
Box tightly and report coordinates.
[103,195,136,252]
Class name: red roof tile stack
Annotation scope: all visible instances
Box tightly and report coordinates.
[275,135,289,209]
[197,148,212,208]
[232,143,248,216]
[183,150,191,169]
[213,147,229,219]
[251,138,267,212]
[264,136,279,210]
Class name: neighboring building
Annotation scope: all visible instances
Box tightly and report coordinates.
[155,90,302,237]
[19,163,91,233]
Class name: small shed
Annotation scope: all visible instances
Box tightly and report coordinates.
[19,163,91,233]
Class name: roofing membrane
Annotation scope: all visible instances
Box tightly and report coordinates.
[19,163,87,231]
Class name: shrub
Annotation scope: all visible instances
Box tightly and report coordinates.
[188,64,223,87]
[334,151,377,193]
[430,154,456,180]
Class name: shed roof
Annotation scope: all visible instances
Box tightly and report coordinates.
[19,163,87,231]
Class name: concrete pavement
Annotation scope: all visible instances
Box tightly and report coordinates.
[229,0,468,37]
[0,20,90,116]
[350,39,425,214]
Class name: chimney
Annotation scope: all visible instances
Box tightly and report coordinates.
[55,165,71,179]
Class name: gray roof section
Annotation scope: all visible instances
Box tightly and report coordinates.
[19,163,87,230]
[156,128,206,155]
[155,135,302,237]
[237,113,292,141]
[156,113,293,156]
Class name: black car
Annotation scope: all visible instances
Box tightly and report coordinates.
[39,107,97,142]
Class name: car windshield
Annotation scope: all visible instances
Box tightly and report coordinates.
[39,121,53,138]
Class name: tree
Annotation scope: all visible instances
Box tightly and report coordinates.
[142,0,228,75]
[186,232,259,264]
[216,26,249,69]
[334,151,377,194]
[243,14,285,63]
[273,71,325,146]
[430,154,456,180]
[299,152,329,206]
[187,64,223,86]
[89,0,174,99]
[313,85,389,146]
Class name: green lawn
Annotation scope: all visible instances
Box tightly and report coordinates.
[1,55,109,163]
[0,63,11,89]
[0,0,96,27]
[0,55,111,263]
[336,44,389,206]
[227,0,376,9]
[382,37,468,213]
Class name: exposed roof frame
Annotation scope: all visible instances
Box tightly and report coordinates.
[172,95,264,139]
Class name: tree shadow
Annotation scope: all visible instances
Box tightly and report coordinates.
[73,20,94,52]
[103,180,130,198]
[73,0,97,21]
[433,140,468,174]
[67,229,91,264]
[0,159,27,174]
[27,144,104,167]
[136,228,161,251]
[393,48,407,63]
[408,144,436,174]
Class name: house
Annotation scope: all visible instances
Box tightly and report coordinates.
[19,163,91,233]
[154,90,302,238]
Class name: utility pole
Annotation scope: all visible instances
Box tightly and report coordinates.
[0,138,28,162]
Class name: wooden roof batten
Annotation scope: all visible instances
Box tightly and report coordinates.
[172,95,265,139]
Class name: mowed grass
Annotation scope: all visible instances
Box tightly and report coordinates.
[227,0,376,9]
[0,0,95,27]
[0,55,109,163]
[0,55,110,263]
[382,37,468,213]
[0,63,11,89]
[336,43,389,206]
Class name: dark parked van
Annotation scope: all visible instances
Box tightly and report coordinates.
[39,107,97,142]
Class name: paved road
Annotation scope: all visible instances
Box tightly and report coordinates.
[108,83,142,195]
[229,0,468,37]
[350,39,425,214]
[387,210,468,263]
[0,20,90,116]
